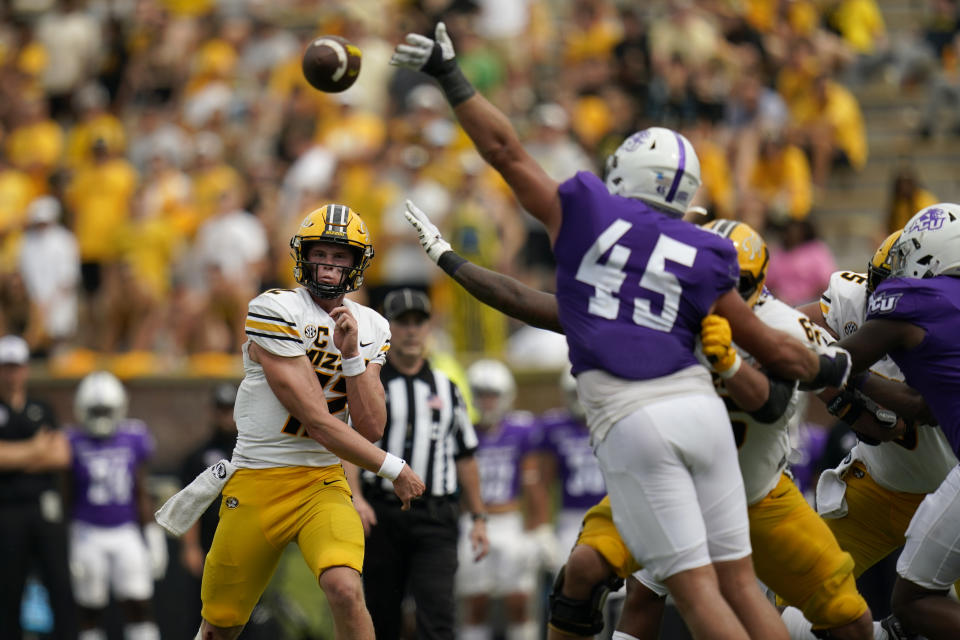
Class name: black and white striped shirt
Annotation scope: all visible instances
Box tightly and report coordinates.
[362,359,478,498]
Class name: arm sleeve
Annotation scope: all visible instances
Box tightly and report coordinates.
[451,384,479,459]
[244,293,305,357]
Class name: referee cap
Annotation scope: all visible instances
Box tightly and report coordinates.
[0,335,29,365]
[383,288,431,321]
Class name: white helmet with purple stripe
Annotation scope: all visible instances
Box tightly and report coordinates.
[603,127,701,216]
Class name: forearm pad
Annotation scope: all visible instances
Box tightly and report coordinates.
[422,45,475,107]
[437,250,467,276]
[799,352,850,391]
[748,376,797,424]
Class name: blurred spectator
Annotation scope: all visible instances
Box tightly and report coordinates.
[765,219,837,306]
[0,334,76,640]
[916,32,960,139]
[64,82,126,170]
[740,128,813,230]
[34,0,103,120]
[885,166,939,233]
[17,196,80,354]
[100,188,179,355]
[791,74,867,187]
[175,185,267,354]
[5,97,64,195]
[64,135,138,301]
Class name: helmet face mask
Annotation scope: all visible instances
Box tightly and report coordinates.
[291,204,374,299]
[604,127,702,216]
[867,229,903,295]
[466,359,516,427]
[74,371,128,439]
[890,204,960,280]
[703,219,769,307]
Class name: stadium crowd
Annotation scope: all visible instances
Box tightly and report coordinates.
[1,0,935,374]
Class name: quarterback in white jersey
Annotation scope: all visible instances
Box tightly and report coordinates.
[234,288,390,468]
[800,231,957,584]
[197,204,424,640]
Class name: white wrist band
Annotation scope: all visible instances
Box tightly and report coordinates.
[341,355,365,377]
[718,353,743,380]
[377,452,406,481]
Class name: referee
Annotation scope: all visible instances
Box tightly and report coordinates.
[346,288,489,640]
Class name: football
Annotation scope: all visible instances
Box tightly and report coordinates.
[301,35,362,93]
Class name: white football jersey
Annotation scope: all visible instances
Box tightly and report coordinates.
[232,287,390,469]
[820,271,957,493]
[717,291,833,505]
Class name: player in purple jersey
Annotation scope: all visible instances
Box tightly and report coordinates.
[832,203,960,640]
[392,23,851,640]
[66,371,163,640]
[534,369,606,573]
[458,359,549,640]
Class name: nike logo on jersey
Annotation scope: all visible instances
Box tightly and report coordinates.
[323,479,339,485]
[359,341,373,347]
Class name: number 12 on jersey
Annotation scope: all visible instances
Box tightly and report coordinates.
[576,219,698,332]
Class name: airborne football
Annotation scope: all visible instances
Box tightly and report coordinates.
[301,35,361,93]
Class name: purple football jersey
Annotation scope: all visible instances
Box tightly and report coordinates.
[535,409,605,509]
[554,172,739,379]
[867,276,960,453]
[67,420,154,526]
[474,412,540,507]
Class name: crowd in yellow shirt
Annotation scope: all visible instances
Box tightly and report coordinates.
[0,0,897,380]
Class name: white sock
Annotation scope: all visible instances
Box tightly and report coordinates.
[781,606,818,640]
[506,620,538,640]
[460,625,492,640]
[125,621,160,640]
[194,624,203,640]
[873,620,891,640]
[612,632,641,640]
[78,630,107,640]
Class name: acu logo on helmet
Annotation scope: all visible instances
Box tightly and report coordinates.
[907,207,947,233]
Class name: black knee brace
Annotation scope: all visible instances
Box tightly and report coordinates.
[547,565,624,636]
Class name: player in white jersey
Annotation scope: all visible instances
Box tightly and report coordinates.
[197,204,424,640]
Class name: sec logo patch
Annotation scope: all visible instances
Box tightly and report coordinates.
[843,321,858,336]
[304,325,317,340]
[224,496,239,509]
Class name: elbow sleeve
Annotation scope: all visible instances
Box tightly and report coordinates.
[748,377,797,424]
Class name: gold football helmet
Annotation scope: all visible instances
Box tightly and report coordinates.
[291,204,374,298]
[867,229,902,294]
[704,219,769,308]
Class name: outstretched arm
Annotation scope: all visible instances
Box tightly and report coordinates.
[404,200,563,332]
[392,23,562,239]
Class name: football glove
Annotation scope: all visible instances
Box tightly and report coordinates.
[143,522,169,580]
[404,199,452,263]
[701,314,742,379]
[390,22,457,75]
[827,387,898,445]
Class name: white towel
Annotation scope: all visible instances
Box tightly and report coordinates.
[815,452,857,519]
[155,460,237,536]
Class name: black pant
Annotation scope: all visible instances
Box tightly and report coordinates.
[362,493,460,640]
[0,502,77,639]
